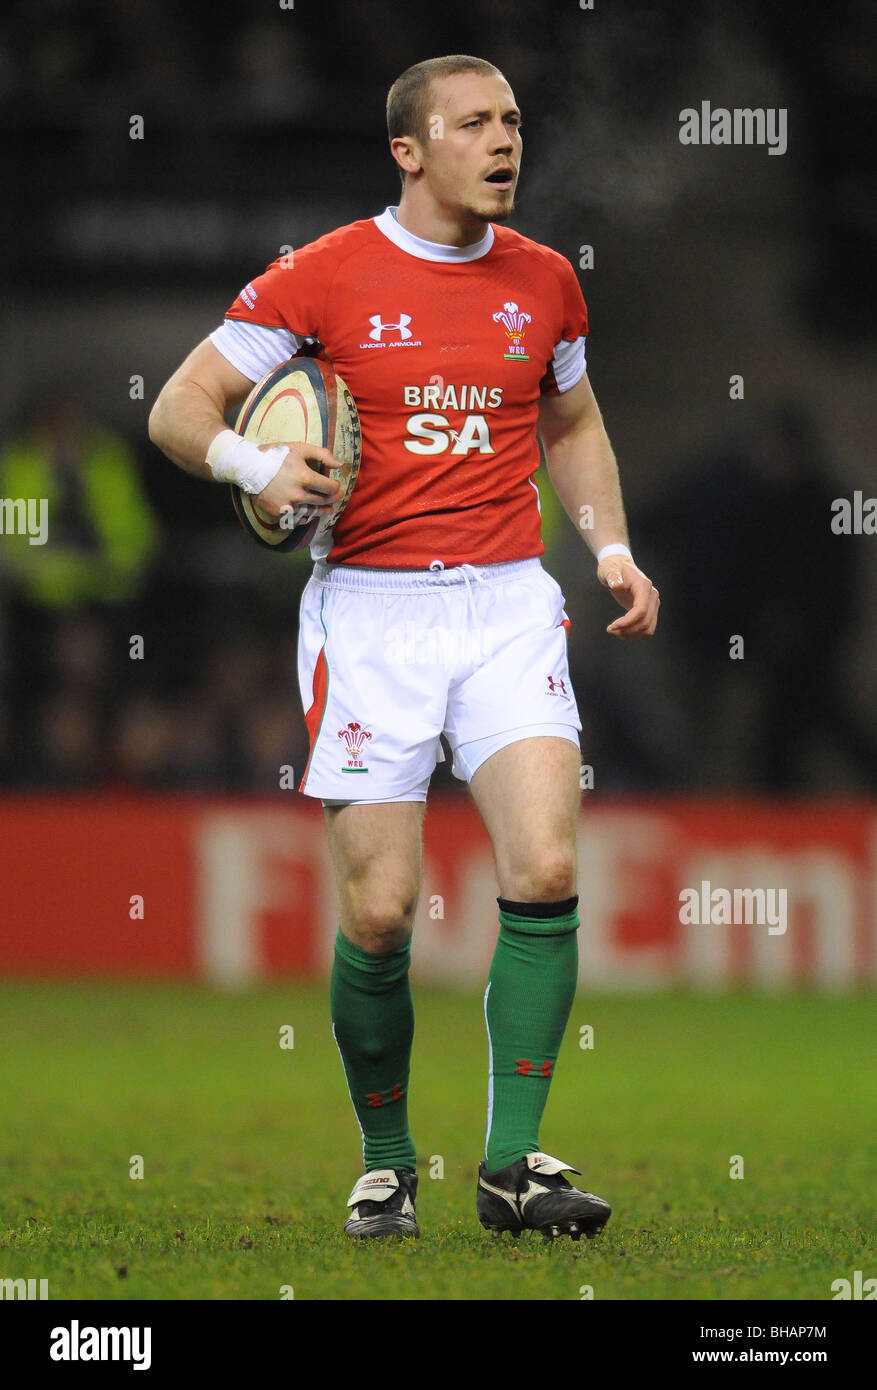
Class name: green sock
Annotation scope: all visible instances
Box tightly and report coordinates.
[330,928,417,1172]
[483,896,579,1171]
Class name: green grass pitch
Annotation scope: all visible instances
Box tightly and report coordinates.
[1,982,874,1300]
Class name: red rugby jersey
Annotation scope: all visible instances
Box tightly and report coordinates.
[211,207,588,568]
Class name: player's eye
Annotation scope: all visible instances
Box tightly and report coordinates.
[463,117,521,129]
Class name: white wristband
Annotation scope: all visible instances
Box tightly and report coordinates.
[596,543,633,564]
[206,429,288,496]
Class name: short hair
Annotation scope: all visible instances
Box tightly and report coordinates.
[386,55,502,187]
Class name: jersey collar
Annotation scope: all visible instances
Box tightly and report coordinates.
[374,206,494,262]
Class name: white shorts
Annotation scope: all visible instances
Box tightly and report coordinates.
[296,556,582,804]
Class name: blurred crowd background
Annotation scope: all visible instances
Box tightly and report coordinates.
[1,0,874,796]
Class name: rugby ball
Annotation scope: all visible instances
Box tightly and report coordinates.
[231,354,361,551]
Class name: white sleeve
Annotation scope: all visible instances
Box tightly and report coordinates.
[209,319,311,383]
[550,334,587,392]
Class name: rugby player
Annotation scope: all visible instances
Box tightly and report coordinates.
[149,54,660,1241]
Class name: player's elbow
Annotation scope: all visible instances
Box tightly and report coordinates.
[147,389,172,453]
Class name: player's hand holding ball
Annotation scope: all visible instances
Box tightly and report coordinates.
[218,355,361,552]
[253,442,346,520]
[597,550,660,641]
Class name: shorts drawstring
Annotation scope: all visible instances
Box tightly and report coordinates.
[428,560,486,630]
[458,563,487,632]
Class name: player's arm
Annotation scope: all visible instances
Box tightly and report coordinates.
[148,338,344,515]
[538,373,660,640]
[148,338,253,479]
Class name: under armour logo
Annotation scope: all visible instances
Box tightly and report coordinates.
[546,675,568,696]
[368,313,412,341]
[515,1059,553,1078]
[365,1083,405,1107]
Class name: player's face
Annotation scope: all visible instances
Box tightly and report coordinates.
[418,72,522,223]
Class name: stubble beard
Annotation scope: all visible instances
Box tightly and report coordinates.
[468,193,517,224]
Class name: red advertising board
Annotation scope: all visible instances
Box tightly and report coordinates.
[0,796,873,988]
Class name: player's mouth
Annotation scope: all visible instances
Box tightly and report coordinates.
[483,166,515,190]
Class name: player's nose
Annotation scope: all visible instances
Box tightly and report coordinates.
[487,121,514,150]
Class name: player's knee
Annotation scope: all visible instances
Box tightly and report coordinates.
[345,921,413,954]
[503,849,576,904]
[352,1030,399,1066]
[343,896,417,954]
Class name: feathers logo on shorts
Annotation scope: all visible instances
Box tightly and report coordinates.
[338,721,373,773]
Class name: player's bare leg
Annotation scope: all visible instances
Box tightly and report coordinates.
[467,735,580,902]
[323,800,426,1238]
[467,735,611,1239]
[324,800,425,951]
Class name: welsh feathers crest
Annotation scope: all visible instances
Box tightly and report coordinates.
[492,301,531,359]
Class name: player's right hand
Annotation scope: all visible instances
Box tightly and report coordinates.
[599,556,661,640]
[254,442,346,518]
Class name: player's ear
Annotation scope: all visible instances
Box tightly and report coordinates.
[390,135,423,179]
